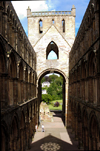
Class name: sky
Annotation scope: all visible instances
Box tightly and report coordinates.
[12,0,90,59]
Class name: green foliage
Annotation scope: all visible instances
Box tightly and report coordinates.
[49,74,58,82]
[42,94,52,104]
[42,86,48,90]
[47,75,63,100]
[41,74,63,101]
[48,100,62,111]
[41,76,51,84]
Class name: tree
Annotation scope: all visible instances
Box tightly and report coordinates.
[42,94,52,104]
[49,74,58,83]
[47,75,63,100]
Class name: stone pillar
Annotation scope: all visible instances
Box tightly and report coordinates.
[78,120,83,149]
[21,81,24,103]
[66,100,72,128]
[15,29,18,52]
[25,122,30,150]
[75,115,78,140]
[26,82,28,101]
[18,81,21,104]
[3,11,7,39]
[8,78,13,105]
[97,77,100,105]
[65,80,68,127]
[13,78,18,105]
[0,6,3,34]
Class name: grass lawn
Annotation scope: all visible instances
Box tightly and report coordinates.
[48,100,62,111]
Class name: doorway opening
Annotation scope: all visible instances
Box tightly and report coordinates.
[38,69,66,125]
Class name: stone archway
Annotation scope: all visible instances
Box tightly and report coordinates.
[37,68,68,125]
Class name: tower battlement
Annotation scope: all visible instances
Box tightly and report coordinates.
[31,11,71,17]
[27,5,75,46]
[27,5,76,18]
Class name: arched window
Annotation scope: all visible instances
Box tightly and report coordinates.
[52,19,54,24]
[39,19,43,34]
[62,19,65,32]
[47,50,57,60]
[46,41,59,59]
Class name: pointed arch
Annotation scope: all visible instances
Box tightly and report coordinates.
[11,115,19,140]
[46,41,59,59]
[89,112,99,150]
[0,41,6,73]
[8,52,17,78]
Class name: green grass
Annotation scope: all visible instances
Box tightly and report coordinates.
[48,100,62,111]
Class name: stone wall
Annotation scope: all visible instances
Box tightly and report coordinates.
[27,7,75,47]
[0,2,39,151]
[68,0,100,150]
[27,6,76,78]
[27,5,76,126]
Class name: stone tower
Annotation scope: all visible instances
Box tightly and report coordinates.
[27,6,76,47]
[27,6,76,125]
[27,6,76,76]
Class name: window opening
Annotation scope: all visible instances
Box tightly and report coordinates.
[62,19,65,32]
[46,41,59,59]
[39,19,43,34]
[47,50,57,60]
[52,19,54,24]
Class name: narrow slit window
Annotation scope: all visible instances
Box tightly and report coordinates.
[39,19,43,34]
[52,19,54,24]
[62,19,65,32]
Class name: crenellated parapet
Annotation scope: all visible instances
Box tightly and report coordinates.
[27,5,76,18]
[32,11,71,16]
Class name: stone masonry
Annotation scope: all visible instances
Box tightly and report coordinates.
[27,6,75,78]
[27,7,76,125]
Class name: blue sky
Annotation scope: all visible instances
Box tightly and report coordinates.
[12,0,90,36]
[12,0,90,59]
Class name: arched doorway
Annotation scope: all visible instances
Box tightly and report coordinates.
[38,68,68,125]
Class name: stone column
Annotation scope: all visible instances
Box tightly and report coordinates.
[0,6,3,34]
[25,122,30,150]
[75,114,78,140]
[8,78,13,105]
[15,28,18,52]
[21,81,24,103]
[13,78,18,105]
[66,99,72,129]
[65,80,68,127]
[78,120,83,149]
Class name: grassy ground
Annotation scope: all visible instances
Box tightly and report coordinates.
[48,100,62,111]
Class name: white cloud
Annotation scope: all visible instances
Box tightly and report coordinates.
[12,1,49,20]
